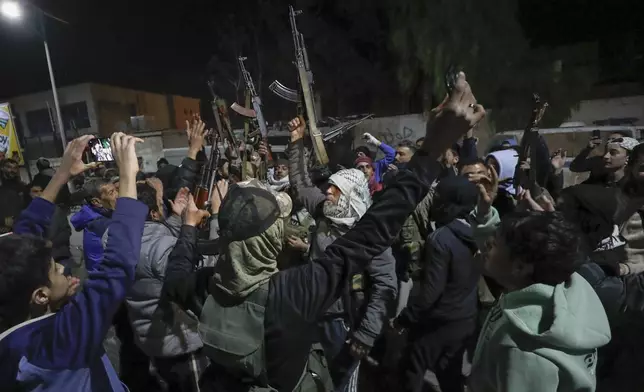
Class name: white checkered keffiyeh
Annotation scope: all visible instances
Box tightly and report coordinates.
[324,168,372,228]
[610,136,639,152]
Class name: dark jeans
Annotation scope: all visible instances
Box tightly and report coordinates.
[153,349,210,392]
[399,318,476,392]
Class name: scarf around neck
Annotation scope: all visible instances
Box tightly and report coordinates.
[324,169,372,228]
[268,168,290,192]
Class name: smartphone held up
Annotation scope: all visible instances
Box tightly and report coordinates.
[84,137,115,163]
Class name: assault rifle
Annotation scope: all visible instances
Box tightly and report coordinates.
[194,127,220,211]
[207,81,239,161]
[513,94,549,198]
[268,5,329,165]
[230,56,272,180]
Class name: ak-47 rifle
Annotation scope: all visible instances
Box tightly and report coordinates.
[513,94,549,198]
[231,56,272,180]
[268,5,329,165]
[194,130,220,211]
[207,81,239,161]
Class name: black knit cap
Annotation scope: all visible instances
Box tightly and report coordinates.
[217,183,280,242]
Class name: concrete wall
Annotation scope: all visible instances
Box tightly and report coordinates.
[9,83,97,138]
[90,84,201,136]
[568,95,644,126]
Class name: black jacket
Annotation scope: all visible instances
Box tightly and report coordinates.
[49,206,72,262]
[162,151,442,391]
[156,157,200,200]
[397,219,480,328]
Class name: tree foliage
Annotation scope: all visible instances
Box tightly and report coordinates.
[201,0,597,131]
[386,0,598,131]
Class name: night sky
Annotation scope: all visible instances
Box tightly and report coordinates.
[0,0,642,101]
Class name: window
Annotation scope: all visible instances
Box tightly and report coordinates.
[25,108,54,136]
[24,101,91,136]
[61,101,91,130]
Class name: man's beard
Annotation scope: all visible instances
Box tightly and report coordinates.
[1,173,18,181]
[323,199,344,218]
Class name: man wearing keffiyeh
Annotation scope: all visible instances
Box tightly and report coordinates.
[286,116,397,392]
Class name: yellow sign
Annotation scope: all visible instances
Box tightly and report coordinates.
[0,103,24,165]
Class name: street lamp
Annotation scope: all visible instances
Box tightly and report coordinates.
[1,0,68,149]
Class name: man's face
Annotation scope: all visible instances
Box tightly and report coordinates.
[501,142,512,150]
[324,184,341,206]
[442,148,459,167]
[356,162,374,180]
[603,143,628,170]
[30,185,44,199]
[32,260,79,312]
[461,163,488,181]
[395,147,413,164]
[323,184,344,217]
[356,151,367,159]
[157,162,167,170]
[2,161,19,180]
[275,164,289,180]
[482,232,532,290]
[416,140,424,149]
[99,183,118,210]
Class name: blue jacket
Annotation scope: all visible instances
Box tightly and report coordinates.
[0,197,148,391]
[71,205,112,271]
[373,142,396,183]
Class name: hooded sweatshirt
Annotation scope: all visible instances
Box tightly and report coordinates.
[486,149,519,195]
[469,272,611,392]
[71,205,112,271]
[398,177,481,327]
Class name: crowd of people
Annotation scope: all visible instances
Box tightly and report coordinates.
[2,73,644,392]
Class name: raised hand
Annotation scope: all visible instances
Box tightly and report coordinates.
[518,189,555,212]
[363,132,381,147]
[288,116,306,142]
[422,72,486,159]
[258,141,269,157]
[287,235,309,252]
[551,149,567,174]
[476,164,499,216]
[58,135,99,178]
[111,132,143,199]
[186,114,208,158]
[183,194,211,227]
[42,135,99,203]
[210,179,229,214]
[170,187,190,216]
[588,136,601,149]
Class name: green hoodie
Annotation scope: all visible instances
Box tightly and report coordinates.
[468,207,612,392]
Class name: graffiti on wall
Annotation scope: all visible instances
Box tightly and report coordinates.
[374,126,416,145]
[352,114,426,150]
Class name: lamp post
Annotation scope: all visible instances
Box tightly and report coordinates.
[1,0,68,149]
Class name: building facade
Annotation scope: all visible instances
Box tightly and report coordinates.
[8,83,200,163]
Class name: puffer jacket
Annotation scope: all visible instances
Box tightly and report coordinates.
[105,215,202,358]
